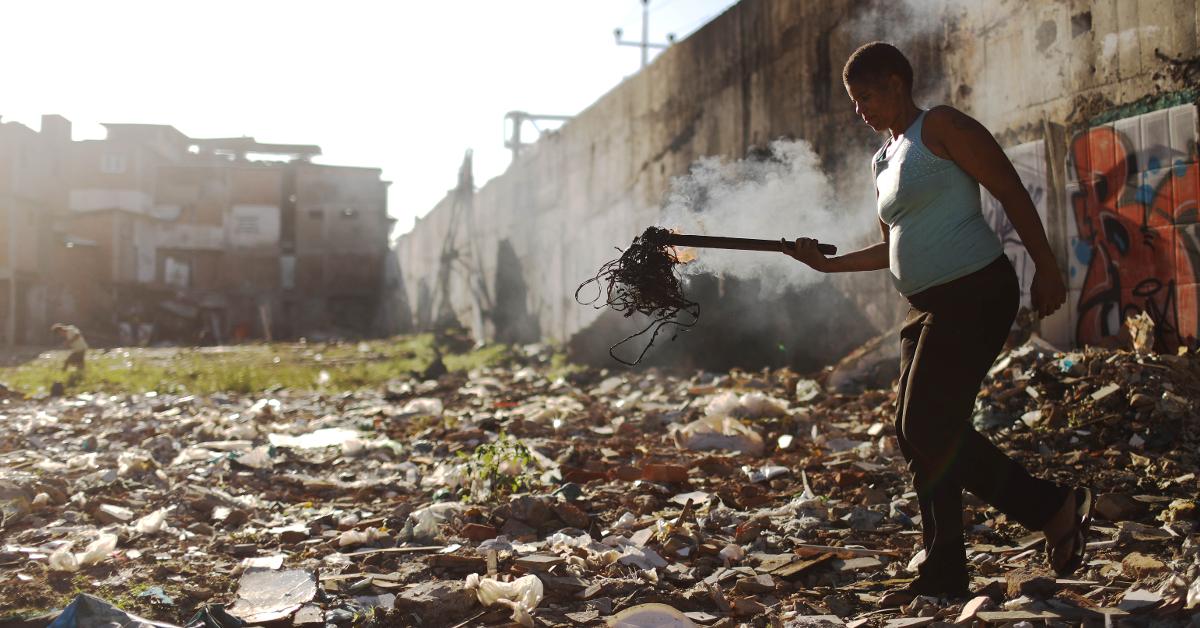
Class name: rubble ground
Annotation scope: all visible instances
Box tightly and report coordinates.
[0,334,1198,627]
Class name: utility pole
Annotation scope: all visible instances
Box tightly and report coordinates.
[614,0,676,68]
[503,111,573,162]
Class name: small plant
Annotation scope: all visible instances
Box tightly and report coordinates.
[457,434,537,501]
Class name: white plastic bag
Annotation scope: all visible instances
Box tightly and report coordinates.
[336,527,389,547]
[704,391,788,419]
[735,392,788,418]
[409,502,467,541]
[465,573,544,627]
[606,603,697,627]
[718,544,744,562]
[401,398,444,416]
[77,532,118,567]
[135,508,168,534]
[48,544,79,572]
[671,415,764,456]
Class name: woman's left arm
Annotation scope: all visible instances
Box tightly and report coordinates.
[924,106,1066,318]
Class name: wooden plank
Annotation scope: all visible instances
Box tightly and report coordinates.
[340,545,443,557]
[793,544,901,558]
[514,553,565,571]
[976,610,1061,623]
[772,554,835,579]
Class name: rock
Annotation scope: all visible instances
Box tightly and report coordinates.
[1094,493,1147,522]
[734,574,775,595]
[274,524,309,544]
[514,554,565,571]
[821,593,855,617]
[508,495,552,527]
[94,503,134,524]
[841,507,884,531]
[500,517,538,540]
[0,478,32,529]
[731,597,766,616]
[1117,588,1162,612]
[1121,552,1166,578]
[1158,498,1198,523]
[955,595,997,623]
[784,616,846,627]
[1005,568,1060,599]
[553,501,591,529]
[394,580,478,624]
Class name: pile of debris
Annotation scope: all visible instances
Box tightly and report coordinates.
[1,338,1198,627]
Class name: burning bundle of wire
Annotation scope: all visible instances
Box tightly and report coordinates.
[575,226,699,365]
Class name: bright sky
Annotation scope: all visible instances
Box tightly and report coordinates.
[0,0,739,237]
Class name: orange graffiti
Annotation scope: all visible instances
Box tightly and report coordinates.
[1070,125,1200,352]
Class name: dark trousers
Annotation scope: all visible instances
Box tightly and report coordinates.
[896,255,1067,591]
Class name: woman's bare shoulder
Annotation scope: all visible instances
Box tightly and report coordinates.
[925,106,988,135]
[923,106,991,157]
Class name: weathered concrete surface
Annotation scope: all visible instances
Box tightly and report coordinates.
[394,0,1200,366]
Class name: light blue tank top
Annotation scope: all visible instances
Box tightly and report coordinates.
[874,109,1003,296]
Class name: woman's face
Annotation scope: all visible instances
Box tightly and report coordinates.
[845,75,904,132]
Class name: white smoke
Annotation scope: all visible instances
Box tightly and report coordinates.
[660,139,875,296]
[845,0,971,46]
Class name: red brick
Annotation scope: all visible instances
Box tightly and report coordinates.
[459,523,497,542]
[641,463,689,483]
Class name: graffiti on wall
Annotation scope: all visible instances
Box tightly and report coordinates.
[1067,105,1200,352]
[981,141,1048,312]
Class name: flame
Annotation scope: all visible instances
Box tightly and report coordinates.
[674,247,697,264]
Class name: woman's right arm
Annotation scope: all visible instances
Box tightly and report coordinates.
[784,218,890,273]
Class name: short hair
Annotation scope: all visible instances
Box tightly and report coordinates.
[842,42,913,91]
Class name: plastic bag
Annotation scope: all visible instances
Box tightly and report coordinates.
[671,415,764,456]
[606,603,696,628]
[703,391,787,419]
[401,398,444,416]
[77,532,118,567]
[718,544,744,562]
[135,508,168,534]
[49,532,118,571]
[465,573,544,627]
[409,502,467,541]
[336,527,388,547]
[49,544,79,572]
[49,593,181,628]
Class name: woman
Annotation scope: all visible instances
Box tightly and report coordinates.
[783,42,1091,603]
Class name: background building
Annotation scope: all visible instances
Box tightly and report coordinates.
[0,120,392,346]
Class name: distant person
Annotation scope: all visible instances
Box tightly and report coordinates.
[783,42,1089,604]
[51,323,89,375]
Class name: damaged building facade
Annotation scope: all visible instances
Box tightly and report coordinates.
[0,120,392,346]
[394,0,1200,368]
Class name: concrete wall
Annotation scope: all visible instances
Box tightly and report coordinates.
[395,0,1200,365]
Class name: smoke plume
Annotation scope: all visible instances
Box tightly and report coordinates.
[660,139,875,296]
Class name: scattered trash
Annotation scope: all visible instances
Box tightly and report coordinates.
[1,337,1196,625]
[606,602,697,627]
[671,415,764,455]
[49,594,181,628]
[227,568,317,624]
[465,573,544,627]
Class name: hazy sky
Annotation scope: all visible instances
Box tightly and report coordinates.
[0,0,739,237]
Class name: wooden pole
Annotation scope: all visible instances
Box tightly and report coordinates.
[656,233,837,256]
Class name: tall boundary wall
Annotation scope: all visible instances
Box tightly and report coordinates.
[394,0,1200,366]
